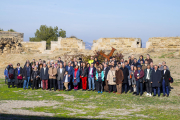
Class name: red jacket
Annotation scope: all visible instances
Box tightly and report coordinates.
[134,70,144,81]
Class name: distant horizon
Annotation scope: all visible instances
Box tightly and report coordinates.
[1,0,180,48]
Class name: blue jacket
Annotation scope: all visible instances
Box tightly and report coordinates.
[138,59,145,64]
[96,71,104,81]
[65,66,74,78]
[73,69,80,83]
[40,67,49,80]
[4,69,8,78]
[125,65,131,71]
[63,75,71,82]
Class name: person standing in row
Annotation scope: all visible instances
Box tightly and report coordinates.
[57,63,65,91]
[88,63,96,91]
[103,63,110,92]
[160,65,170,97]
[134,65,144,96]
[107,66,116,93]
[23,63,32,89]
[7,64,15,88]
[120,63,129,94]
[143,64,153,96]
[80,62,88,91]
[115,66,124,94]
[151,65,161,97]
[65,62,74,90]
[73,65,80,90]
[96,67,104,94]
[31,66,40,90]
[48,63,57,91]
[14,63,23,88]
[40,63,49,90]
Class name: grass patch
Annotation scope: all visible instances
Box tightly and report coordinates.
[0,78,180,119]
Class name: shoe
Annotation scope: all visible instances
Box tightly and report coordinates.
[163,95,165,97]
[125,92,127,94]
[49,89,51,91]
[153,95,156,97]
[167,95,169,97]
[109,91,111,93]
[98,91,100,94]
[140,94,142,96]
[136,94,139,96]
[113,91,116,93]
[146,93,149,96]
[158,95,160,97]
[116,93,120,95]
[23,88,26,90]
[58,89,60,91]
[101,91,103,94]
[88,89,91,91]
[149,94,152,97]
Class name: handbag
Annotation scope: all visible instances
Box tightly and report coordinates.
[17,76,22,80]
[9,74,14,79]
[73,80,78,86]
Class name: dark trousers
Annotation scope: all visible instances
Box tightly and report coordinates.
[145,80,152,94]
[57,80,64,90]
[50,79,56,91]
[124,83,128,93]
[32,79,38,89]
[109,85,116,92]
[98,81,103,92]
[136,80,143,95]
[162,79,169,95]
[153,87,160,96]
[95,80,98,91]
[68,78,72,90]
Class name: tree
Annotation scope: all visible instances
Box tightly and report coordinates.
[30,25,66,49]
[8,29,16,32]
[69,35,77,38]
[0,28,3,31]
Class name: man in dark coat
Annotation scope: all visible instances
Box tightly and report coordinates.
[7,64,15,88]
[57,57,64,65]
[103,63,110,92]
[150,65,161,97]
[65,62,74,90]
[23,63,32,89]
[160,65,170,97]
[14,63,23,88]
[120,63,129,93]
[132,58,140,67]
[40,63,49,90]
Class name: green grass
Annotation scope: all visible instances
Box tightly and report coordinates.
[0,79,180,120]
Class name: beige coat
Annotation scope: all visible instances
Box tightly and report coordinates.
[48,67,57,79]
[107,69,116,85]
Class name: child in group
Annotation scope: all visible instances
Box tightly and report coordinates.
[96,67,104,94]
[63,71,70,91]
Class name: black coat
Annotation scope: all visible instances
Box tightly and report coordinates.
[87,67,96,77]
[120,67,129,83]
[23,66,32,80]
[104,67,110,80]
[40,67,49,80]
[160,70,170,86]
[80,67,88,77]
[150,70,161,87]
[14,67,23,84]
[31,70,40,80]
[132,62,140,67]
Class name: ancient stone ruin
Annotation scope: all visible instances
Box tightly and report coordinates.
[91,38,142,51]
[0,31,24,54]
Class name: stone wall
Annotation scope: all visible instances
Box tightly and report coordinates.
[0,31,24,54]
[91,38,141,51]
[21,41,46,53]
[51,37,85,51]
[146,37,180,49]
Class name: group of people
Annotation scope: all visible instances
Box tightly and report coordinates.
[4,54,172,97]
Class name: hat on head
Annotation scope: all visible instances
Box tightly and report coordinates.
[137,65,141,68]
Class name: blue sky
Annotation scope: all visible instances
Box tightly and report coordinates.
[0,0,180,47]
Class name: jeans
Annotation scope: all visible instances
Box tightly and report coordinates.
[88,76,94,90]
[57,80,64,90]
[153,87,160,96]
[136,80,143,95]
[23,77,30,89]
[68,78,72,90]
[162,79,169,95]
